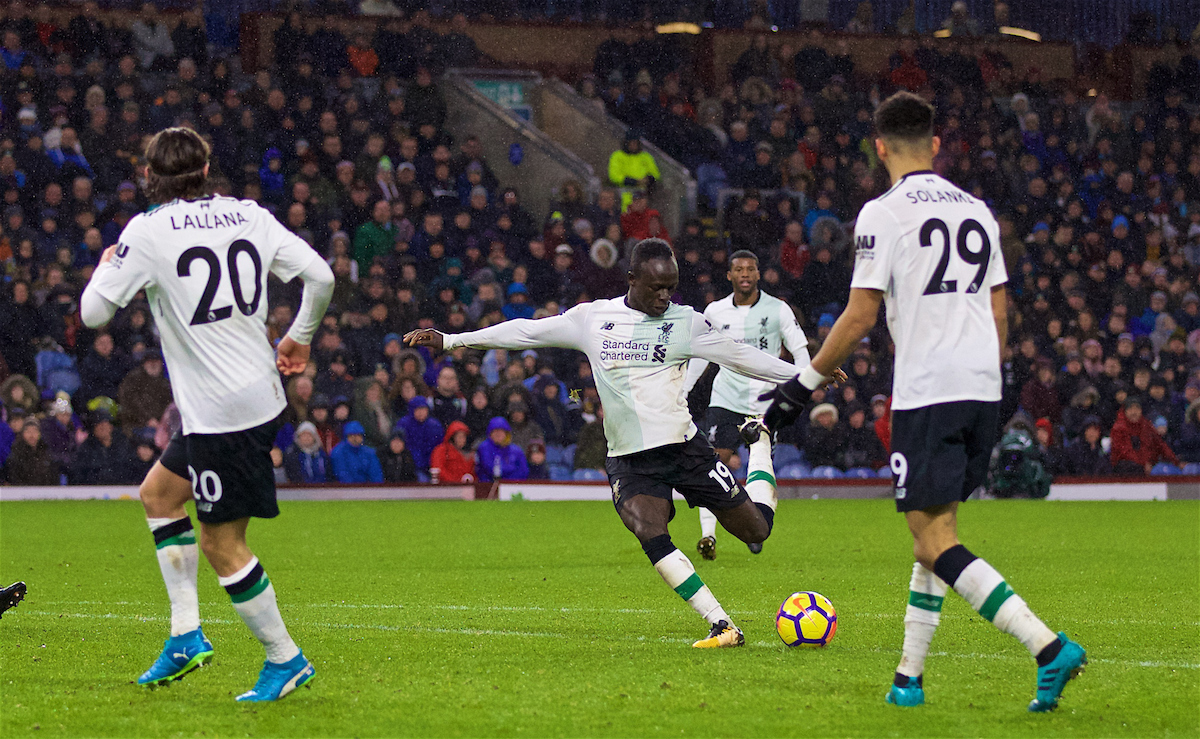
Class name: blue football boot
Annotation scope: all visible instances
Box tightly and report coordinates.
[885,674,925,707]
[1028,633,1087,712]
[236,651,315,702]
[138,628,214,686]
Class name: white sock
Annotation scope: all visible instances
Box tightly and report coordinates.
[897,562,948,678]
[745,433,777,512]
[218,557,301,664]
[699,508,718,540]
[148,517,201,637]
[951,559,1057,657]
[653,548,730,625]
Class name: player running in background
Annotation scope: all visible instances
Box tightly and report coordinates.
[684,249,810,560]
[761,93,1086,711]
[407,239,801,648]
[81,127,335,702]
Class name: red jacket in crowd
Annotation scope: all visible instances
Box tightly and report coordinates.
[430,420,475,483]
[1109,410,1178,470]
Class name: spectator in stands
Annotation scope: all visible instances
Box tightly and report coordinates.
[71,410,136,484]
[331,420,384,483]
[526,441,549,480]
[380,430,418,483]
[130,3,175,72]
[942,1,983,36]
[608,131,659,206]
[806,403,844,470]
[6,419,59,485]
[842,403,886,470]
[1110,398,1180,475]
[117,350,172,434]
[284,421,334,484]
[39,394,84,473]
[430,420,474,484]
[396,396,443,473]
[475,417,529,482]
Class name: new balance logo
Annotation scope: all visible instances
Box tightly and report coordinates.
[856,235,875,250]
[601,322,615,331]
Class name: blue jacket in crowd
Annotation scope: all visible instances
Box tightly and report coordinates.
[330,421,384,483]
[475,417,529,482]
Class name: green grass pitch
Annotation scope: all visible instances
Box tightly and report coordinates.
[1,499,1197,738]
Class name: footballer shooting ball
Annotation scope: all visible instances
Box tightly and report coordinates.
[776,591,838,648]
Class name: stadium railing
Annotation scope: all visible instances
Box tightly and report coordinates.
[532,77,697,236]
[442,70,602,222]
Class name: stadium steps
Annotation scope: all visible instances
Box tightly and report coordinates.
[442,70,601,225]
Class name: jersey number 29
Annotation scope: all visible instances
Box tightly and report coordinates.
[176,239,263,325]
[920,218,990,296]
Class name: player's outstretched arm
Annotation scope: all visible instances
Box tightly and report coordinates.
[689,313,799,384]
[277,256,334,375]
[406,311,586,353]
[760,288,881,430]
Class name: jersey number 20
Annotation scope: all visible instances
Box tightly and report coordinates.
[920,218,990,296]
[176,240,263,325]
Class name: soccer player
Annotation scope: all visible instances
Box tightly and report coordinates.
[406,238,798,648]
[81,127,335,702]
[761,93,1086,711]
[684,249,810,560]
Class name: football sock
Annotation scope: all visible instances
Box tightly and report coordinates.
[218,557,301,664]
[744,434,778,513]
[896,562,948,679]
[933,545,1057,660]
[148,517,200,636]
[643,535,730,626]
[699,508,718,540]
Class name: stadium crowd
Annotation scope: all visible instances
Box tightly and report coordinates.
[2,2,1200,487]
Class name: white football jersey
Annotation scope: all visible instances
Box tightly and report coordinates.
[86,196,323,434]
[444,298,799,456]
[701,291,810,415]
[851,171,1007,410]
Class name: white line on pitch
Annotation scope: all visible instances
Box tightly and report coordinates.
[37,600,1200,627]
[13,610,1200,671]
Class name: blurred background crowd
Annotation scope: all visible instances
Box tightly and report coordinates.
[2,0,1200,487]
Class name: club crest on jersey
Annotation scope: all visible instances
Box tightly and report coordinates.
[760,317,769,328]
[656,322,674,344]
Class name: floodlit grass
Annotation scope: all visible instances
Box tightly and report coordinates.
[1,499,1197,737]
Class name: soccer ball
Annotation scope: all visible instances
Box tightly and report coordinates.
[775,591,837,648]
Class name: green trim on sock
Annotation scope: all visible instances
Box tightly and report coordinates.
[979,581,1015,622]
[155,532,196,549]
[230,574,270,604]
[747,470,777,487]
[908,591,945,612]
[674,573,704,600]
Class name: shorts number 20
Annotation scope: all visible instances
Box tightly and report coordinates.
[188,465,224,502]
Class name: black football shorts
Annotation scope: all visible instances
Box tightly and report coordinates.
[159,415,283,524]
[888,400,1000,513]
[606,433,750,519]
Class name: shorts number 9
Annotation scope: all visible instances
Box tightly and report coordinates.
[889,452,908,488]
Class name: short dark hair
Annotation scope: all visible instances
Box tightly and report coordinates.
[144,127,210,203]
[874,91,935,143]
[629,238,675,276]
[729,249,759,265]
